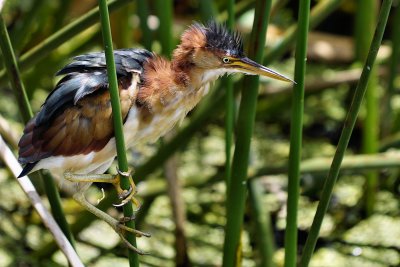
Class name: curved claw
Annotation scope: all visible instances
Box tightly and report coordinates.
[113,200,128,207]
[116,166,134,178]
[113,175,141,210]
[118,185,133,200]
[112,198,142,212]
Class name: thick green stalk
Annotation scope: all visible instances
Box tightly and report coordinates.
[299,0,392,265]
[0,0,131,85]
[249,180,276,267]
[356,0,379,216]
[284,0,310,266]
[0,13,75,247]
[224,0,235,189]
[363,78,379,216]
[97,0,138,266]
[222,1,272,266]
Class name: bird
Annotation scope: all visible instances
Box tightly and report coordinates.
[17,21,294,254]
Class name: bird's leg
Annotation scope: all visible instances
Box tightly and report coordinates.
[72,192,150,254]
[64,170,140,209]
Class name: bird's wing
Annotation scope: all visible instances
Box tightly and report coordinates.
[36,48,152,126]
[18,48,153,174]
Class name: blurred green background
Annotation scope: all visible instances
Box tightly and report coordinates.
[0,0,399,266]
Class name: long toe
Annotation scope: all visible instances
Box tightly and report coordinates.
[118,233,149,255]
[113,193,141,211]
[118,223,151,238]
[72,192,149,254]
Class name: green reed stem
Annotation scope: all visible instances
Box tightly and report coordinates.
[356,0,379,217]
[284,0,310,266]
[249,179,276,267]
[222,0,272,266]
[97,0,138,265]
[299,0,393,265]
[0,13,75,248]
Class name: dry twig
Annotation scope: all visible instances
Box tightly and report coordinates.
[0,135,84,267]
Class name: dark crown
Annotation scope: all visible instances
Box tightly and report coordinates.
[201,21,244,57]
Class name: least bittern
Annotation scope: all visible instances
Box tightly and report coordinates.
[18,22,293,253]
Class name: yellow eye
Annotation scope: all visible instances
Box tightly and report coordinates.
[222,57,230,64]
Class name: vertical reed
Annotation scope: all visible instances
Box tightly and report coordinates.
[299,1,393,265]
[356,0,379,216]
[222,1,272,265]
[284,0,310,265]
[97,0,138,265]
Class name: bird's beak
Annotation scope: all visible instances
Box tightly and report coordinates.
[232,57,295,83]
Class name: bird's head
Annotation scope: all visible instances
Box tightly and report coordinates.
[173,21,294,83]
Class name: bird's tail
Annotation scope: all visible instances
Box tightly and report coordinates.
[18,162,37,178]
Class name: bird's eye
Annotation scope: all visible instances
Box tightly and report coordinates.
[222,57,230,64]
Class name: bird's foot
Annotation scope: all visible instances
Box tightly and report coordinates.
[63,170,141,209]
[112,168,141,210]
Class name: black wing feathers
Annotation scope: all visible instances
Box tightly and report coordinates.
[56,49,152,76]
[35,49,152,127]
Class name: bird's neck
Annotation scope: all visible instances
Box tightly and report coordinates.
[137,53,216,113]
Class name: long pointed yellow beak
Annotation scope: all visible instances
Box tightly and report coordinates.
[232,57,295,83]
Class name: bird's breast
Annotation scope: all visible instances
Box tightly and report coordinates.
[124,82,211,146]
